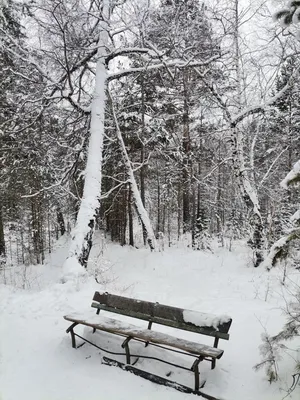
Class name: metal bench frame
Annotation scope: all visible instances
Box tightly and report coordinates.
[64,291,232,395]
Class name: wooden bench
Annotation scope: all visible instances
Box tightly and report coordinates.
[64,291,232,393]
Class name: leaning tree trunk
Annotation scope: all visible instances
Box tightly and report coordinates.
[64,4,109,272]
[109,91,156,250]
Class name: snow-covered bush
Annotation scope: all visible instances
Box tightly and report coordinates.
[257,156,300,392]
[255,288,300,392]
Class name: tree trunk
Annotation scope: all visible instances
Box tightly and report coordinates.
[57,209,66,236]
[109,91,156,250]
[156,166,161,234]
[231,0,263,266]
[191,168,197,249]
[128,185,134,247]
[177,186,181,240]
[216,140,224,236]
[182,72,191,233]
[31,196,44,264]
[121,184,127,246]
[231,126,263,266]
[0,207,5,264]
[233,0,242,110]
[140,75,147,246]
[64,3,109,272]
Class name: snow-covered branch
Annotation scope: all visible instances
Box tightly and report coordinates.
[63,94,91,115]
[263,228,300,270]
[280,159,300,189]
[231,63,300,126]
[105,47,158,65]
[259,147,288,188]
[107,54,221,81]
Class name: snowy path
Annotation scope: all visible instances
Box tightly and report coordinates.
[1,240,299,400]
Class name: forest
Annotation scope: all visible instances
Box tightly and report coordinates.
[1,1,300,399]
[1,0,300,269]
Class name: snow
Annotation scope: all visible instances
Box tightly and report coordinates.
[61,256,88,283]
[280,159,300,189]
[1,237,300,400]
[292,7,300,24]
[183,310,231,330]
[262,237,289,270]
[107,55,221,82]
[290,209,300,223]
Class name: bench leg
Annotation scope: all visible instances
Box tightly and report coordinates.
[122,336,133,364]
[145,321,153,348]
[66,323,79,349]
[93,309,101,333]
[212,337,219,370]
[191,357,203,392]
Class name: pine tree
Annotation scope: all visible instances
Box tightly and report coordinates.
[144,0,220,239]
[0,0,24,263]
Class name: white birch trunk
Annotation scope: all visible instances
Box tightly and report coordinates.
[233,0,242,110]
[62,2,109,279]
[231,0,263,266]
[231,125,264,267]
[109,92,156,250]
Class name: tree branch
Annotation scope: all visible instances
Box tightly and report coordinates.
[105,47,158,65]
[107,54,222,81]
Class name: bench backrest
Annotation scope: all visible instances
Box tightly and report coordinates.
[92,291,232,340]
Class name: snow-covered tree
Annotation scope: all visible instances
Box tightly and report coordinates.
[142,0,222,241]
[255,5,300,391]
[263,160,300,268]
[0,0,23,263]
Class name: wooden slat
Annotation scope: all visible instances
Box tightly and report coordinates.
[64,313,224,359]
[90,303,230,340]
[91,291,232,339]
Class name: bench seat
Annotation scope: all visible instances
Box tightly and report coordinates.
[64,313,224,359]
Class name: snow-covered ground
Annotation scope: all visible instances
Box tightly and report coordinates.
[1,235,299,400]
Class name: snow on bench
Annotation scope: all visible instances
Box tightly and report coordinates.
[183,310,231,331]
